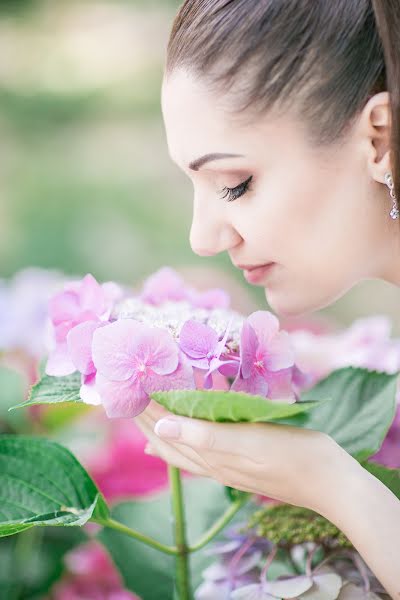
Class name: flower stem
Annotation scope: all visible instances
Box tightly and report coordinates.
[94,517,178,555]
[169,465,192,600]
[188,494,249,553]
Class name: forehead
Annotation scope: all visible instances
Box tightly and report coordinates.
[161,68,301,167]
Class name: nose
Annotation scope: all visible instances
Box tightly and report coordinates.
[189,196,242,257]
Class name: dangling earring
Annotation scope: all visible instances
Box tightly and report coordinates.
[384,172,399,219]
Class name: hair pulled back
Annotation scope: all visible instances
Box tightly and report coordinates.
[166,1,400,199]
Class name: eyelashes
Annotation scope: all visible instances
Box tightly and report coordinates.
[219,175,253,202]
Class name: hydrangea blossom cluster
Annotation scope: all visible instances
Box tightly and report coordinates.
[195,519,390,599]
[45,267,306,418]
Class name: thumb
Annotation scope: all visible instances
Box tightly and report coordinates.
[154,416,219,450]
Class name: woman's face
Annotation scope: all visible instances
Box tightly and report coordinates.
[161,69,396,317]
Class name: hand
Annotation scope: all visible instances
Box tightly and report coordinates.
[134,400,344,513]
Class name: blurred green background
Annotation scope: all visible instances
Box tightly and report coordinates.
[1,0,400,330]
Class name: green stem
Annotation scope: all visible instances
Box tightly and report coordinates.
[169,465,192,600]
[95,517,178,555]
[188,494,249,553]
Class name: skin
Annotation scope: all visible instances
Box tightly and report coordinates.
[134,69,400,596]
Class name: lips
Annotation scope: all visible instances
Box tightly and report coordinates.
[242,263,275,284]
[236,263,273,271]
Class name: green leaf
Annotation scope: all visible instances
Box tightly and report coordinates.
[300,367,398,460]
[151,389,325,423]
[361,461,400,500]
[0,435,108,537]
[10,372,82,411]
[224,486,250,503]
[100,478,251,600]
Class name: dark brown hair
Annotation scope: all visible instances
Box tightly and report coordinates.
[166,0,400,199]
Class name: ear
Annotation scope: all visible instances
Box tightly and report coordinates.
[359,91,392,184]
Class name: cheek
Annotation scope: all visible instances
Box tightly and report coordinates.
[244,183,369,316]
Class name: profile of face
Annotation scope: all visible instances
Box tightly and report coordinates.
[161,69,399,318]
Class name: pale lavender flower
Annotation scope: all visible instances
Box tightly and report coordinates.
[0,267,62,357]
[179,319,239,388]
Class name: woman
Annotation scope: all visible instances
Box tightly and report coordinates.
[135,1,400,595]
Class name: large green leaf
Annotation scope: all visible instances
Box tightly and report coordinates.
[100,478,253,600]
[0,435,108,537]
[300,367,398,460]
[151,389,324,423]
[362,461,400,500]
[10,372,82,411]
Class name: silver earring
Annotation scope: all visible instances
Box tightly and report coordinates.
[384,172,399,219]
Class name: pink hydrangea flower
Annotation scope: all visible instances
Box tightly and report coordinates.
[231,311,296,400]
[46,274,122,377]
[50,540,140,600]
[140,267,188,305]
[179,319,239,389]
[187,287,230,310]
[290,315,400,383]
[92,319,195,418]
[140,266,230,310]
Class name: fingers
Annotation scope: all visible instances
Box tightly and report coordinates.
[153,415,262,456]
[135,413,212,475]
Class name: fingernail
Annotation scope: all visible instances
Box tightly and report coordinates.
[144,443,154,455]
[154,418,181,439]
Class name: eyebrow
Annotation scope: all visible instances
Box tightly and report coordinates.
[188,152,244,171]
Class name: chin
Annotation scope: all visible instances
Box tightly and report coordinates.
[263,288,325,318]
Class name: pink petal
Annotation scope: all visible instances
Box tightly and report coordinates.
[240,322,259,379]
[231,372,268,397]
[179,320,219,359]
[247,311,280,346]
[266,330,295,371]
[141,266,187,305]
[96,373,150,418]
[46,343,76,376]
[204,356,237,387]
[92,320,146,382]
[144,353,195,395]
[186,356,212,370]
[218,359,240,378]
[79,274,106,316]
[135,327,179,375]
[189,288,230,310]
[80,373,102,406]
[67,321,99,375]
[264,368,296,402]
[214,317,233,360]
[49,290,80,325]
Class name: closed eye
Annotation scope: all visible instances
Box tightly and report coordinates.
[219,175,253,202]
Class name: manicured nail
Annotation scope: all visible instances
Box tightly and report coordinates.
[154,418,181,439]
[144,443,155,455]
